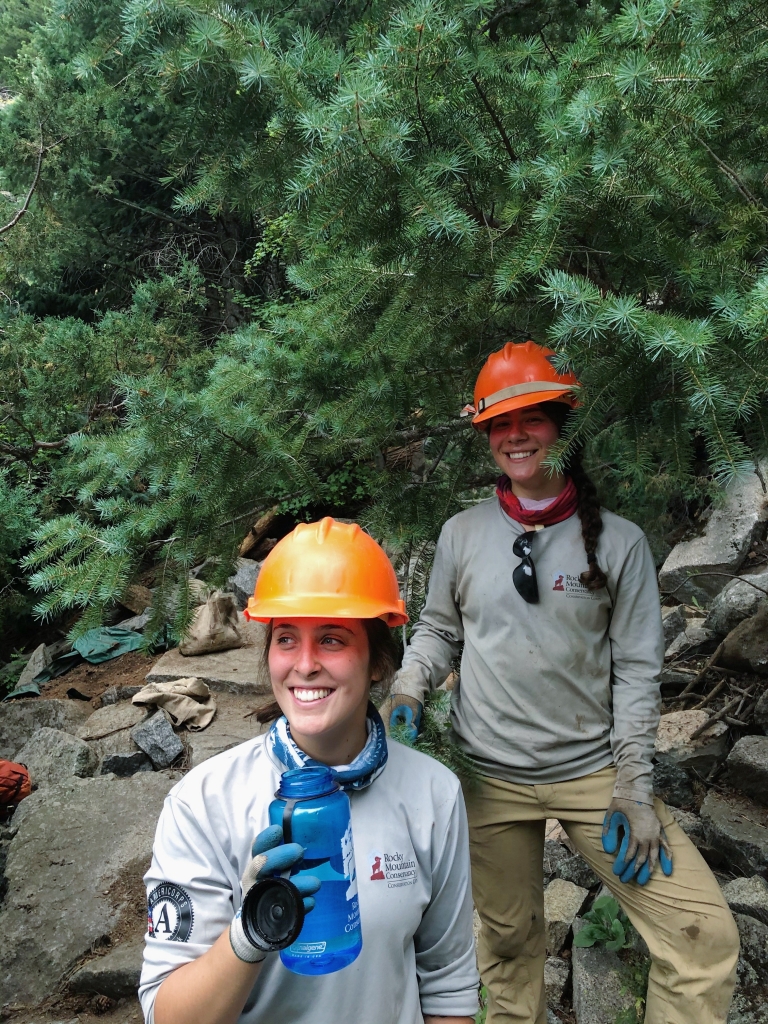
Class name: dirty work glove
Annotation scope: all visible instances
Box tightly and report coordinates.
[602,799,673,885]
[229,824,320,963]
[380,694,423,741]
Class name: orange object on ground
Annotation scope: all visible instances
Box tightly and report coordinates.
[245,517,408,626]
[472,340,580,428]
[0,759,31,812]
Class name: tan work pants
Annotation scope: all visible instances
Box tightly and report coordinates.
[464,766,739,1024]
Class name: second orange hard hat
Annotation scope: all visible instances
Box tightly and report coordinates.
[472,340,580,427]
[244,517,408,626]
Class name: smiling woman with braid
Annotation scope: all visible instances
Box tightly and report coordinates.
[381,341,739,1024]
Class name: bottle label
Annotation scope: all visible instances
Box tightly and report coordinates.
[290,941,327,955]
[341,822,358,900]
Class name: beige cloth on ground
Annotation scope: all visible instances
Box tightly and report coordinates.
[132,677,216,731]
[179,590,244,656]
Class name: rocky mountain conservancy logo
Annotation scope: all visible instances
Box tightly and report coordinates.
[147,882,194,942]
[369,850,418,888]
[552,572,599,600]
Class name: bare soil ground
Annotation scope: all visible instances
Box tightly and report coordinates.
[39,652,156,707]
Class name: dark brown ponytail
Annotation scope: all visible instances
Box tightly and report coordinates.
[567,449,607,590]
[539,402,607,591]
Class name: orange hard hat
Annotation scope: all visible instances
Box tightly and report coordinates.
[244,517,408,626]
[472,340,580,428]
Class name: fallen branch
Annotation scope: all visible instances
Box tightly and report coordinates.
[662,572,768,600]
[677,642,723,700]
[0,128,44,236]
[691,677,726,710]
[690,693,748,739]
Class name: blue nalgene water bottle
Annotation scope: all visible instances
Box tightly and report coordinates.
[269,766,362,975]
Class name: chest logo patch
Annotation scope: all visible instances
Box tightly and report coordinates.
[147,882,194,942]
[553,572,600,600]
[369,850,418,888]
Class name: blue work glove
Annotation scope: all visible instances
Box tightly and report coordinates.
[381,694,423,742]
[602,799,673,885]
[229,824,320,962]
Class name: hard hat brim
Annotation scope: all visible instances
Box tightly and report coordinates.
[244,595,409,627]
[472,389,577,428]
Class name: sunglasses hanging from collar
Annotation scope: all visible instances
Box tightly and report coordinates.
[512,529,541,604]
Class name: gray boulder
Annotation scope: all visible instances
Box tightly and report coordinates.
[665,619,715,660]
[756,690,768,734]
[668,806,705,844]
[68,938,144,999]
[187,692,265,768]
[101,749,153,776]
[655,710,729,773]
[0,699,91,761]
[544,878,588,954]
[727,736,768,806]
[653,759,696,808]
[706,573,768,638]
[227,557,261,610]
[543,839,573,880]
[115,610,151,632]
[556,852,600,890]
[78,701,146,741]
[14,642,52,691]
[662,605,686,647]
[15,727,98,788]
[131,711,184,769]
[101,684,143,706]
[544,955,570,1009]
[571,920,637,1024]
[658,467,768,605]
[735,913,768,987]
[722,876,768,926]
[87,719,152,776]
[701,791,768,876]
[722,606,768,675]
[0,772,178,1006]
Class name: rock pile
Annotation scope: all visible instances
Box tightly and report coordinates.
[0,644,269,1020]
[536,465,768,1022]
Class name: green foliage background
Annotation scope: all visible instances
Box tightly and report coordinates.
[1,0,768,643]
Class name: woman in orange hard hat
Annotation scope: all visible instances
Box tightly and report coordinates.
[140,518,479,1024]
[383,342,738,1024]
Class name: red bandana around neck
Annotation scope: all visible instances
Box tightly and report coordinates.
[496,475,578,527]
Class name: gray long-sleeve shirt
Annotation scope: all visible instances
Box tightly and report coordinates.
[395,499,663,803]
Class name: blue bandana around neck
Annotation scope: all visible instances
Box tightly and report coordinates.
[267,701,388,792]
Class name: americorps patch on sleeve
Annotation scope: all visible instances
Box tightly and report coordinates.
[147,882,194,942]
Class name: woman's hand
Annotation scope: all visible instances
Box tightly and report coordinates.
[602,798,673,884]
[154,826,319,1024]
[230,824,319,962]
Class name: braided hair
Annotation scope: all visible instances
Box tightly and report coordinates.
[539,403,608,591]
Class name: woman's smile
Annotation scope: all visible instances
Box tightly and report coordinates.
[290,686,334,704]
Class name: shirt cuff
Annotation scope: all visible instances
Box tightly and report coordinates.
[420,990,480,1018]
[612,769,654,805]
[391,667,429,705]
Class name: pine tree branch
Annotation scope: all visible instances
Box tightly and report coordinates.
[483,1,538,42]
[0,128,44,236]
[695,137,763,208]
[109,196,219,237]
[413,23,433,146]
[354,92,386,168]
[470,74,517,163]
[348,418,474,449]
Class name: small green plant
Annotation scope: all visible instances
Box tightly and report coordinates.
[475,985,487,1024]
[0,650,28,697]
[573,896,632,952]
